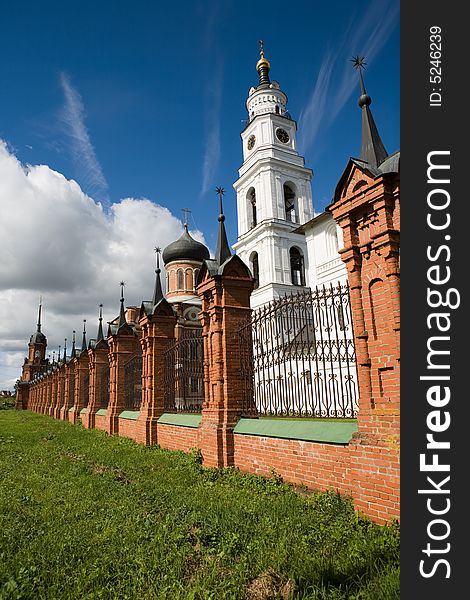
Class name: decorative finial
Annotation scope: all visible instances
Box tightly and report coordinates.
[81,319,87,352]
[118,282,126,329]
[256,41,271,85]
[58,345,61,364]
[351,55,388,168]
[214,186,231,266]
[63,338,67,362]
[152,246,164,306]
[216,186,225,219]
[351,55,370,106]
[97,304,104,343]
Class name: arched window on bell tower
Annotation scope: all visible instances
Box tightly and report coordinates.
[177,269,184,291]
[290,247,305,286]
[247,187,257,228]
[284,183,297,223]
[250,251,259,289]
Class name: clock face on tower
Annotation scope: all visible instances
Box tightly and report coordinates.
[276,128,290,143]
[247,134,256,150]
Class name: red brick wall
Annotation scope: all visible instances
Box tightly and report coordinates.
[118,418,138,441]
[233,433,398,525]
[95,414,107,431]
[157,423,200,453]
[234,434,352,494]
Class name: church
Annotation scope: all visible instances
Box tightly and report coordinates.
[16,41,400,525]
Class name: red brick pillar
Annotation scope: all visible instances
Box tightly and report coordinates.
[106,328,140,435]
[49,369,59,416]
[68,354,88,423]
[82,344,109,429]
[15,382,29,410]
[45,374,52,415]
[329,162,400,523]
[60,362,75,420]
[55,366,66,419]
[136,300,177,445]
[197,256,254,468]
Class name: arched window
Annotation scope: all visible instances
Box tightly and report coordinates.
[248,187,257,228]
[194,268,199,288]
[284,184,296,223]
[177,269,184,290]
[250,252,259,289]
[290,247,305,286]
[275,105,280,114]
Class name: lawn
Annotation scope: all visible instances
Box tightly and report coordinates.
[0,410,399,599]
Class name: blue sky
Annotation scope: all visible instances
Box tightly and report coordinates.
[0,0,399,389]
[1,0,399,245]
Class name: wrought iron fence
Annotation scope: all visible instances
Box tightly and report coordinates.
[82,372,89,408]
[99,364,109,409]
[237,283,358,418]
[68,373,75,406]
[163,329,204,413]
[124,354,142,410]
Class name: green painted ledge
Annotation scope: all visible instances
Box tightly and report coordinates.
[80,408,88,414]
[158,413,202,428]
[119,410,140,421]
[233,418,358,444]
[96,409,108,417]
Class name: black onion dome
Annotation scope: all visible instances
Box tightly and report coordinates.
[162,225,210,265]
[30,331,47,344]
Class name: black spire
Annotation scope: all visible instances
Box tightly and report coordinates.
[97,304,104,343]
[352,56,388,169]
[37,296,42,332]
[256,40,271,86]
[63,338,67,363]
[215,186,231,266]
[71,330,76,359]
[81,320,87,352]
[57,345,61,365]
[152,247,164,306]
[118,282,126,329]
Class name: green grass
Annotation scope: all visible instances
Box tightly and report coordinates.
[0,411,399,599]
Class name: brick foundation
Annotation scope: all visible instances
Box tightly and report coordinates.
[157,423,201,453]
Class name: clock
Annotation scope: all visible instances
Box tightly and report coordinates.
[247,134,256,150]
[276,128,289,143]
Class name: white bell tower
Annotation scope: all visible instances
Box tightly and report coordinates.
[233,42,314,308]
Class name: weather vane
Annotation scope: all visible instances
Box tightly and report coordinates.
[351,55,367,71]
[259,39,264,55]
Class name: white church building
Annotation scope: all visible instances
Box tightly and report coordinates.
[232,44,346,309]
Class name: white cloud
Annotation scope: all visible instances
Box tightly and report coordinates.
[0,140,207,390]
[60,72,110,206]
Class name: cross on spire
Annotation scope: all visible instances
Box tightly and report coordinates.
[259,39,265,56]
[182,208,191,227]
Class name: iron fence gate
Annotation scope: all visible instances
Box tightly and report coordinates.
[163,329,204,413]
[237,283,358,418]
[124,354,142,410]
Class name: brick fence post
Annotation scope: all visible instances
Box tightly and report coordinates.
[54,366,65,419]
[83,343,109,429]
[136,300,177,445]
[329,160,400,522]
[197,255,254,468]
[15,382,29,410]
[106,326,140,436]
[60,362,75,420]
[69,353,89,424]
